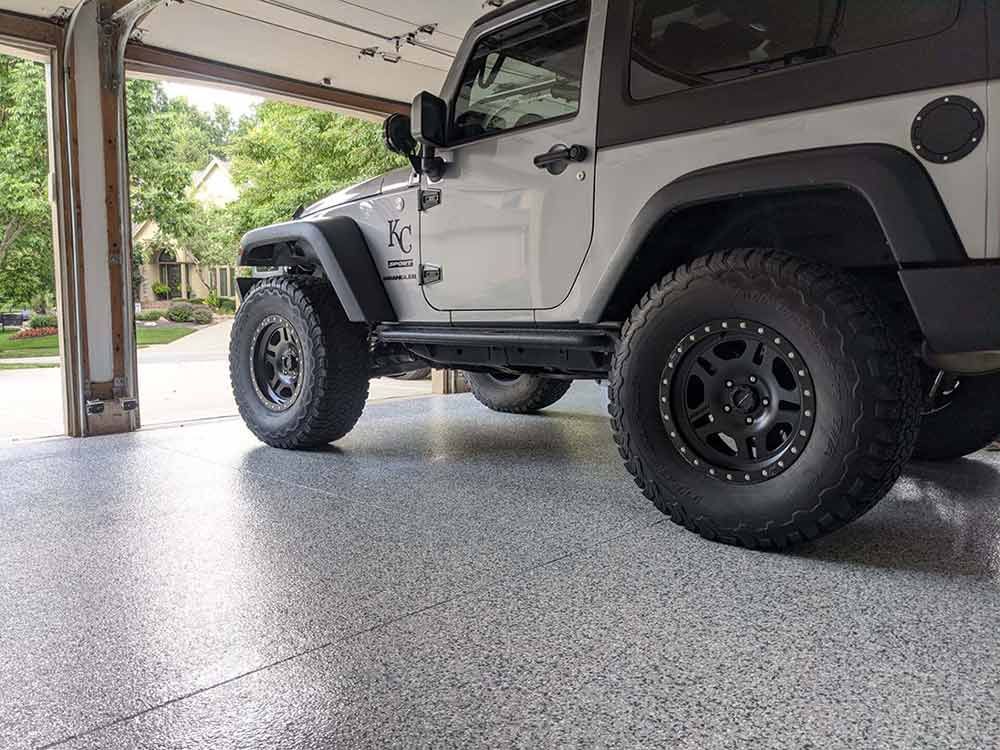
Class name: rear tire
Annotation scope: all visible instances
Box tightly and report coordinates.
[609,250,922,549]
[913,371,1000,461]
[230,276,369,449]
[464,372,572,414]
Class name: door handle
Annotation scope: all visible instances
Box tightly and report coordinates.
[533,144,589,172]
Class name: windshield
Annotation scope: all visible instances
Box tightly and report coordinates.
[452,0,589,141]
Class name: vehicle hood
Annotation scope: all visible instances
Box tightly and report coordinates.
[301,167,412,216]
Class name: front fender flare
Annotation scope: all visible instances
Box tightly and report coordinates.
[239,215,396,323]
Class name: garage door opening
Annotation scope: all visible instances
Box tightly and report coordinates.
[124,76,432,430]
[0,47,66,443]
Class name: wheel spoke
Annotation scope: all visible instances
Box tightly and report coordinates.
[694,421,719,440]
[777,399,802,417]
[695,356,718,377]
[687,401,712,423]
[700,346,731,374]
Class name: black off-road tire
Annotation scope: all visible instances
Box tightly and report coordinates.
[913,372,1000,461]
[464,372,573,414]
[230,276,369,449]
[609,249,922,549]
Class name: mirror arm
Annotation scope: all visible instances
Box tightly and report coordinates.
[419,145,447,181]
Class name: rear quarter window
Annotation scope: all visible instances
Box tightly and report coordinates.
[630,0,962,101]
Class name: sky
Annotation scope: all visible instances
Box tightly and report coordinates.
[162,80,263,119]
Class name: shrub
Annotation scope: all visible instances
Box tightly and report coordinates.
[217,297,237,314]
[192,307,213,325]
[12,326,57,340]
[166,302,194,323]
[188,297,205,305]
[135,310,163,322]
[29,314,58,329]
[206,289,220,309]
[152,282,171,300]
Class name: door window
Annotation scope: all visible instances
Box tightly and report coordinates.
[452,0,590,142]
[630,0,961,100]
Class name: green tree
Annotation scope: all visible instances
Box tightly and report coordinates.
[0,57,53,309]
[228,101,406,235]
[175,202,241,267]
[125,80,201,237]
[166,97,234,169]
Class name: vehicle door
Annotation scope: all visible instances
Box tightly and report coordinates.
[419,0,601,313]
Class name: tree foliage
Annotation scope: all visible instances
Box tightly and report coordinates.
[227,102,406,235]
[1,56,403,308]
[126,80,233,238]
[0,57,53,308]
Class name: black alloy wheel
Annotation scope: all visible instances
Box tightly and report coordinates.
[251,315,304,412]
[662,320,815,484]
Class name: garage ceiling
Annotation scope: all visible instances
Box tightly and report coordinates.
[1,0,497,104]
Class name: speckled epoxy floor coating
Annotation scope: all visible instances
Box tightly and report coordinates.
[2,383,998,749]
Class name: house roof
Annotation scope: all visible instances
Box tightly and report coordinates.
[191,157,232,196]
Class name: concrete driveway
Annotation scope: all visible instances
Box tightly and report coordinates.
[0,321,432,442]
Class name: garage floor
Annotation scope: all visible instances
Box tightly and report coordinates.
[3,383,999,749]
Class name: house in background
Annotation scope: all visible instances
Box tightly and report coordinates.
[135,158,240,306]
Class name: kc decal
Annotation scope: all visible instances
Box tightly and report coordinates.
[388,219,413,254]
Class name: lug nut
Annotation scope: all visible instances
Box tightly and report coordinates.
[723,405,732,413]
[763,399,770,406]
[746,417,753,424]
[749,376,757,384]
[725,380,734,388]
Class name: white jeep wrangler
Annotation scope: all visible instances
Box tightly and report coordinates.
[230,0,1000,549]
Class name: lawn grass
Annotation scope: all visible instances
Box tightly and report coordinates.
[0,362,61,370]
[135,327,198,348]
[0,326,197,360]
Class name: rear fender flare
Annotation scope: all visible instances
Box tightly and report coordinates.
[585,144,965,323]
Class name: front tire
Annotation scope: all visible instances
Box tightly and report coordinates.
[464,372,572,414]
[913,371,1000,461]
[610,250,922,549]
[230,276,369,449]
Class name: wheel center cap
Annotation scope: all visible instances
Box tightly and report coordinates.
[731,385,759,414]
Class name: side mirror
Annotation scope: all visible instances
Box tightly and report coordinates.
[411,91,448,149]
[383,113,417,156]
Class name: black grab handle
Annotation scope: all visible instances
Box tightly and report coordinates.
[533,144,588,170]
